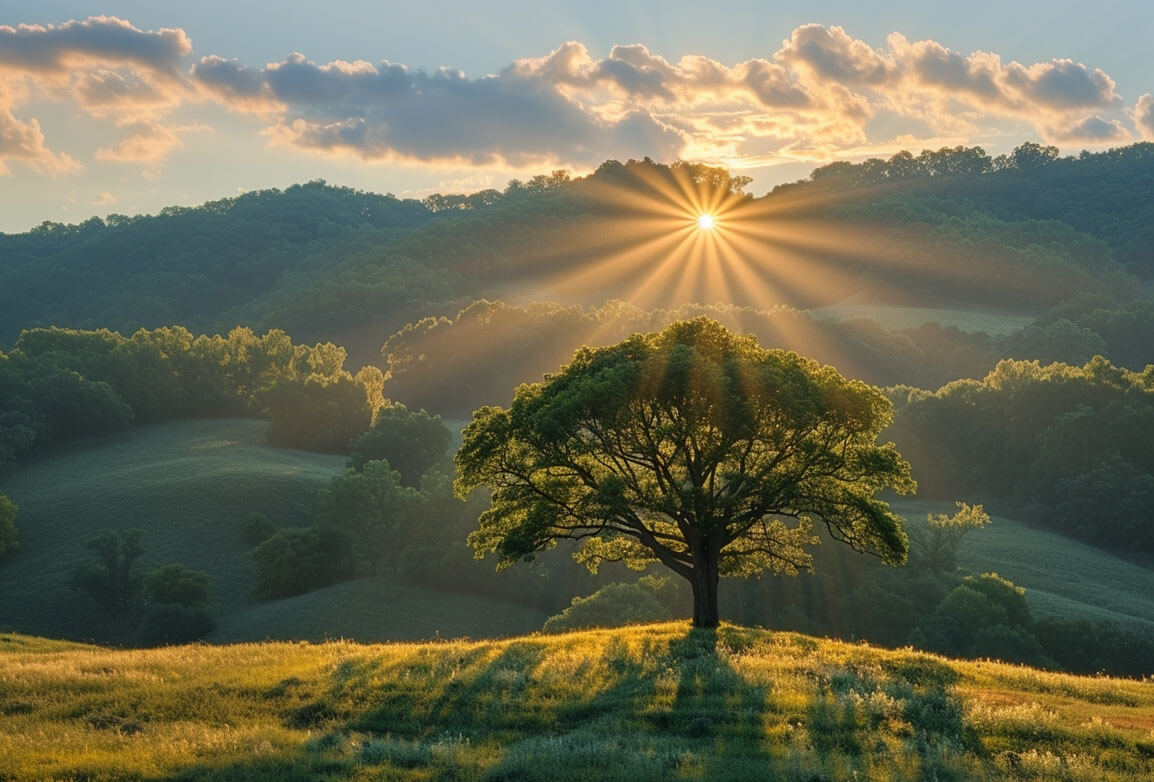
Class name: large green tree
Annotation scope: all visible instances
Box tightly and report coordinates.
[456,318,915,627]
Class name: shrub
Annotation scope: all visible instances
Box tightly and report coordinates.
[543,575,682,633]
[142,564,211,609]
[137,603,215,646]
[250,526,352,599]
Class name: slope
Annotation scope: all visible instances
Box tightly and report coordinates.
[1,623,1152,781]
[0,418,544,644]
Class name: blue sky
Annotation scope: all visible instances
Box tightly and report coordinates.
[1,1,1151,231]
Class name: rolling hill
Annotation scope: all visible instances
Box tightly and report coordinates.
[0,418,544,645]
[1,622,1152,781]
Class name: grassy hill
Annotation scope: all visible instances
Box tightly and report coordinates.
[893,500,1154,636]
[2,622,1152,781]
[0,419,543,644]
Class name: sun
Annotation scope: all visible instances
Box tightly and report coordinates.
[696,214,715,230]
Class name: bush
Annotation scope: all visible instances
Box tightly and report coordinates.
[142,564,211,609]
[0,493,17,559]
[242,512,277,547]
[250,526,352,599]
[543,575,682,633]
[137,603,215,646]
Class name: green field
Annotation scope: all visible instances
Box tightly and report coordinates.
[892,500,1154,635]
[0,419,543,644]
[2,622,1152,781]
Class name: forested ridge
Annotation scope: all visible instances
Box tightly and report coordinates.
[3,143,1152,347]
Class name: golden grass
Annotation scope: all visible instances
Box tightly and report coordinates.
[2,623,1152,781]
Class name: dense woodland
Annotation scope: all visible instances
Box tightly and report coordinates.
[2,143,1153,672]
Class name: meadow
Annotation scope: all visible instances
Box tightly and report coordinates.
[0,419,543,645]
[2,622,1152,781]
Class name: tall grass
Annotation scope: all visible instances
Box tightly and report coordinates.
[2,623,1152,781]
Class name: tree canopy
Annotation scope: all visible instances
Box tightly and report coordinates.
[456,318,915,627]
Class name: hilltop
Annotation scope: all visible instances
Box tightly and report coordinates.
[1,622,1152,781]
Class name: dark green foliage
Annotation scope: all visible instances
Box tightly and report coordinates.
[346,404,451,485]
[911,574,1054,667]
[889,357,1154,549]
[0,325,379,461]
[137,603,215,646]
[250,527,352,599]
[0,182,434,342]
[242,513,277,547]
[0,493,17,559]
[67,529,145,618]
[543,575,683,633]
[265,375,372,453]
[142,564,212,609]
[457,317,915,628]
[1033,618,1154,677]
[313,460,420,574]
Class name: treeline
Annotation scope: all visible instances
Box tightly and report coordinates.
[776,141,1154,280]
[890,356,1154,550]
[379,296,1154,414]
[0,182,436,342]
[0,325,382,466]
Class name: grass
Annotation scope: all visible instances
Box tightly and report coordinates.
[892,500,1154,635]
[1,622,1152,781]
[0,419,543,645]
[809,302,1035,335]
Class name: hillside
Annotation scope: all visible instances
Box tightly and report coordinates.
[2,146,1151,350]
[2,623,1152,781]
[893,500,1154,636]
[0,419,543,644]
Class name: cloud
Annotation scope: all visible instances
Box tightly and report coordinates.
[0,16,194,173]
[2,17,1148,177]
[1047,115,1130,143]
[92,190,117,205]
[1132,94,1154,140]
[0,109,82,174]
[196,51,686,166]
[0,16,190,79]
[94,119,183,163]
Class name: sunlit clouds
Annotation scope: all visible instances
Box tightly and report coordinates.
[0,14,1151,205]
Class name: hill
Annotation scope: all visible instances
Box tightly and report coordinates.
[3,146,1151,351]
[0,418,544,644]
[893,500,1154,636]
[1,622,1152,781]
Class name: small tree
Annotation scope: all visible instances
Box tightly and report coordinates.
[923,502,991,574]
[68,528,144,618]
[142,563,212,609]
[456,318,915,628]
[0,493,17,559]
[315,460,420,574]
[347,403,452,485]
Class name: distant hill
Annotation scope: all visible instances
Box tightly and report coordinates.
[0,418,542,644]
[2,144,1151,348]
[2,622,1152,781]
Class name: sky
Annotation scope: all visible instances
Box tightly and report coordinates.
[1,0,1152,232]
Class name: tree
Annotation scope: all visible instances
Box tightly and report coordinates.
[0,493,17,559]
[142,563,212,609]
[67,528,145,618]
[922,502,990,574]
[314,460,421,574]
[347,403,452,485]
[456,318,915,628]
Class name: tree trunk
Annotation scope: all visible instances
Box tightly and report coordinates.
[689,547,721,628]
